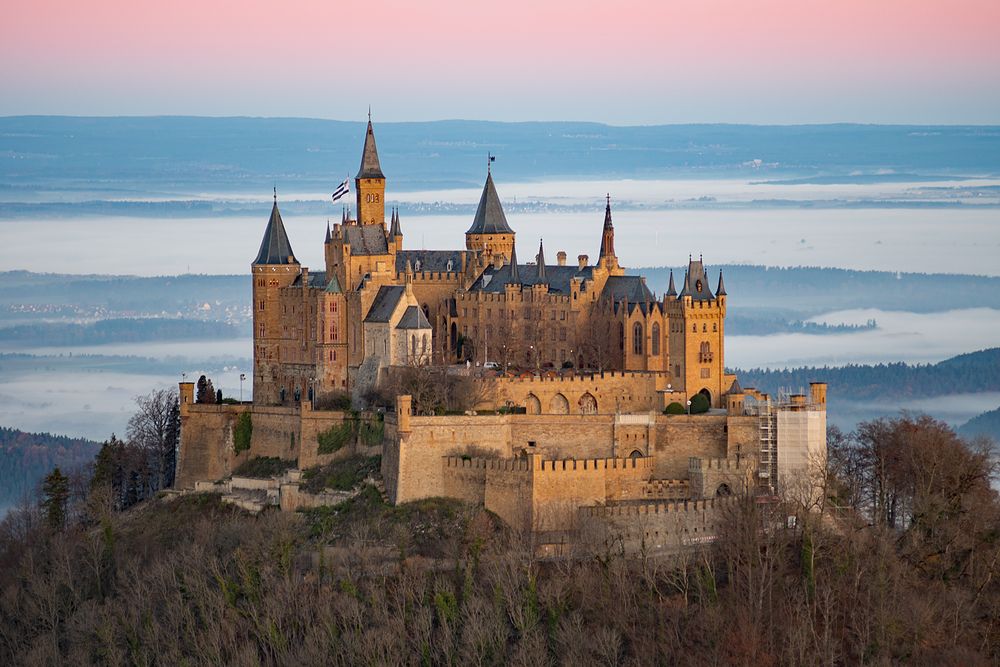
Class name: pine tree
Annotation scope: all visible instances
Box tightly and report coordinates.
[40,467,70,531]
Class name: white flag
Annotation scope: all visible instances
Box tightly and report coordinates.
[331,179,349,202]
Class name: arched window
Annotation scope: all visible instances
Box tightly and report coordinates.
[651,323,660,356]
[411,334,417,357]
[421,334,428,354]
[578,392,598,415]
[633,322,644,355]
[618,323,625,351]
[692,323,697,333]
[713,322,717,332]
[525,393,541,415]
[549,393,569,414]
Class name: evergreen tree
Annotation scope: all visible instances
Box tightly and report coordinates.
[196,375,210,403]
[163,397,180,489]
[40,467,70,531]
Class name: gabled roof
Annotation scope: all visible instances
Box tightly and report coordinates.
[325,274,342,293]
[396,305,432,330]
[602,275,655,314]
[678,258,716,301]
[343,225,389,255]
[253,200,298,265]
[290,271,328,288]
[466,172,514,235]
[356,120,385,179]
[364,285,406,323]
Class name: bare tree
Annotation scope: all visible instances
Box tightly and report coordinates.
[126,388,180,491]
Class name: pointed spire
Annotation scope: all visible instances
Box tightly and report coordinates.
[253,195,298,265]
[356,117,385,179]
[536,239,546,280]
[467,171,514,235]
[717,270,727,296]
[389,206,402,239]
[324,220,331,244]
[666,270,677,296]
[507,243,521,285]
[599,194,616,260]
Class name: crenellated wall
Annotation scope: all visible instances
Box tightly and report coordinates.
[578,496,738,553]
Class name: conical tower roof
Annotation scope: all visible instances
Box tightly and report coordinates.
[599,194,615,258]
[356,119,385,179]
[324,221,331,244]
[717,270,727,296]
[507,242,521,284]
[389,207,402,239]
[536,239,546,280]
[467,172,514,235]
[253,196,298,265]
[666,269,677,296]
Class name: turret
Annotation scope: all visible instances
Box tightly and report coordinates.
[536,239,546,281]
[598,194,619,270]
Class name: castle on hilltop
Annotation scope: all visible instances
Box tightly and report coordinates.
[177,120,828,554]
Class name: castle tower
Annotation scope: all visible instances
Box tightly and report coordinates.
[666,256,727,408]
[251,192,301,405]
[355,117,386,227]
[466,168,515,261]
[316,273,349,395]
[598,194,620,272]
[388,206,403,252]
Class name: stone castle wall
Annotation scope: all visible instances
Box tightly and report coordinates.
[578,497,737,553]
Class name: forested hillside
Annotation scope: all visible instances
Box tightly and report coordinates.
[960,406,1000,445]
[734,347,1000,401]
[0,318,243,346]
[0,427,100,513]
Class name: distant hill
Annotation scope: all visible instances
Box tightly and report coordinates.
[0,426,101,514]
[0,318,243,346]
[959,407,1000,446]
[2,117,998,196]
[733,348,1000,402]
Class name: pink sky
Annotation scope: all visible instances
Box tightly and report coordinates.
[2,0,999,122]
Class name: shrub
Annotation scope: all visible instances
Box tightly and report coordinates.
[300,456,381,494]
[690,393,710,414]
[317,421,356,454]
[314,391,353,411]
[233,412,252,453]
[664,402,686,415]
[232,456,296,478]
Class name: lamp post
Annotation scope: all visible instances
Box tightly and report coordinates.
[687,399,692,415]
[239,373,245,403]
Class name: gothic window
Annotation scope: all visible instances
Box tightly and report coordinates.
[702,323,707,332]
[699,341,713,363]
[549,393,570,414]
[651,323,660,355]
[259,300,265,310]
[578,392,598,415]
[618,323,625,351]
[422,334,428,354]
[422,304,430,320]
[412,335,417,357]
[713,322,717,332]
[633,322,644,355]
[692,323,697,333]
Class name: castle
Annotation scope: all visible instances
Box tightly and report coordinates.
[177,120,828,554]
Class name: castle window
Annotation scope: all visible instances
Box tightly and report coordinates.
[675,364,681,376]
[618,323,625,351]
[422,334,428,354]
[633,322,644,355]
[412,334,417,357]
[692,324,697,333]
[702,323,707,333]
[713,322,717,332]
[559,327,567,341]
[651,323,660,355]
[701,368,711,378]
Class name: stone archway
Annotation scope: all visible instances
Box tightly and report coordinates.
[629,449,644,459]
[548,393,569,414]
[699,388,712,406]
[578,392,598,415]
[525,393,541,415]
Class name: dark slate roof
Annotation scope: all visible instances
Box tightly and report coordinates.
[666,270,677,296]
[599,196,615,258]
[290,271,328,288]
[356,120,385,179]
[602,276,655,314]
[364,285,406,323]
[395,305,432,330]
[678,258,716,301]
[466,172,514,235]
[535,240,546,280]
[727,378,743,394]
[253,201,298,265]
[717,270,727,296]
[395,250,463,273]
[343,225,389,255]
[325,274,342,293]
[470,262,594,294]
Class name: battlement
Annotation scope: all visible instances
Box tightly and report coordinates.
[580,496,735,518]
[443,456,530,472]
[689,456,749,472]
[495,370,658,385]
[534,456,653,472]
[641,479,690,497]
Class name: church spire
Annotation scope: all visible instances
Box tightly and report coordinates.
[536,239,546,280]
[599,193,616,262]
[324,220,331,244]
[717,270,727,296]
[666,269,677,297]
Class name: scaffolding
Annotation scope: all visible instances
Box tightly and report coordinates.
[756,399,777,494]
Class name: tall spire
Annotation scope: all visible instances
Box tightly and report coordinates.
[599,193,616,261]
[536,239,546,280]
[467,171,514,235]
[666,269,677,296]
[717,270,727,296]
[356,117,384,179]
[253,195,297,265]
[507,243,521,285]
[324,220,331,244]
[389,206,402,239]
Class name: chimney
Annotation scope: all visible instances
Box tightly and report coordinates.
[578,254,589,270]
[557,251,567,266]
